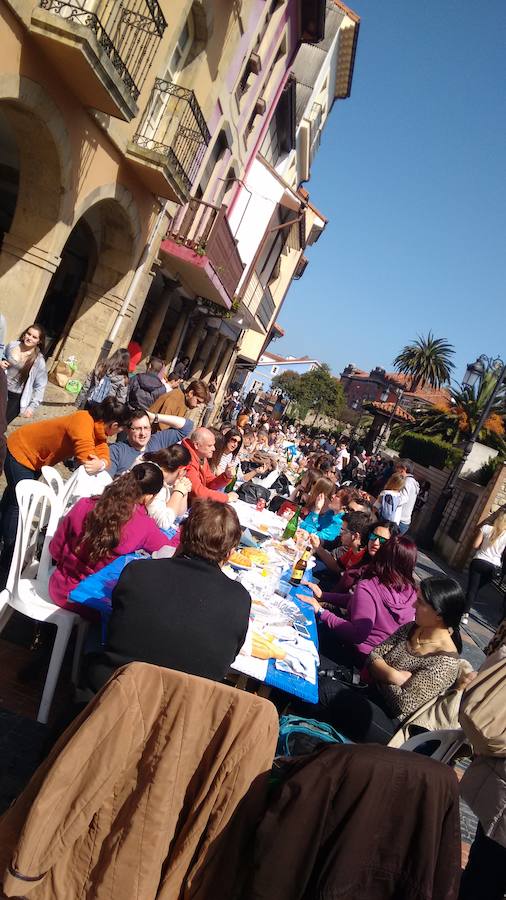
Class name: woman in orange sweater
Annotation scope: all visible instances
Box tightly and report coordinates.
[0,397,129,573]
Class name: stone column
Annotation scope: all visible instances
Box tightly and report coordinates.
[207,340,237,424]
[140,287,174,362]
[0,232,61,339]
[202,333,227,382]
[190,328,219,379]
[182,315,206,371]
[164,306,191,367]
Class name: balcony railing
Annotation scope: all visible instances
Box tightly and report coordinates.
[132,80,210,195]
[39,0,167,100]
[167,199,244,300]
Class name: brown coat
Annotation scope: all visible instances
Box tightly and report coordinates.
[0,663,278,900]
[247,743,461,900]
[150,387,187,426]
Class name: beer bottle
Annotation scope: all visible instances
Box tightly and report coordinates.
[282,505,301,541]
[290,545,311,586]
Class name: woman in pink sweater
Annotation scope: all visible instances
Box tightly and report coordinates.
[49,463,170,616]
[300,536,418,667]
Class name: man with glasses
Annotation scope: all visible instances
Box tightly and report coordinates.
[108,409,193,476]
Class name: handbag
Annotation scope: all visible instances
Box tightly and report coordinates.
[237,482,270,505]
[459,646,506,756]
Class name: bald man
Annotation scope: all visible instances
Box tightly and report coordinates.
[182,428,238,503]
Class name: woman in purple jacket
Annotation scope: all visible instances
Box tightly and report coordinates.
[299,535,417,669]
[49,463,170,618]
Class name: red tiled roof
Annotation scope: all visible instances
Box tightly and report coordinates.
[364,401,415,423]
[342,368,449,405]
[272,322,285,336]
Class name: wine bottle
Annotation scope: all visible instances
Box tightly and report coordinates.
[289,545,311,586]
[282,505,301,541]
[224,472,237,493]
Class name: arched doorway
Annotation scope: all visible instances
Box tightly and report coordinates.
[39,196,136,372]
[36,218,97,358]
[0,109,20,246]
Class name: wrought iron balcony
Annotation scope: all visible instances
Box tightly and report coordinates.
[128,80,210,201]
[31,0,166,120]
[159,199,244,308]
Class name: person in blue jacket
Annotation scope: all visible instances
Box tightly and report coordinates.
[108,408,193,476]
[299,476,344,541]
[1,323,48,423]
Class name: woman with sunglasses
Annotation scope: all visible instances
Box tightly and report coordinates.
[304,520,397,606]
[300,534,417,669]
[210,427,243,476]
[317,576,466,744]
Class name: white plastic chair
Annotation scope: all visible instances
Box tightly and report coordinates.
[399,728,468,764]
[0,480,88,724]
[41,465,65,499]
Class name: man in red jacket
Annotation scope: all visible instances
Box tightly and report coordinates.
[182,428,238,503]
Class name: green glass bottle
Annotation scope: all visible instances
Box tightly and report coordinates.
[224,472,237,493]
[282,505,301,541]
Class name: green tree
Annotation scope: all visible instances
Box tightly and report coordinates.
[392,369,506,452]
[271,369,303,403]
[393,332,455,391]
[299,364,346,423]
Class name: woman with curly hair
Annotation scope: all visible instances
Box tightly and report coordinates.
[48,463,170,616]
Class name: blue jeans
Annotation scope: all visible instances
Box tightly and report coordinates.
[398,522,410,535]
[0,450,40,552]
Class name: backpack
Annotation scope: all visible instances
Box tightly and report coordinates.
[88,374,111,404]
[237,482,270,505]
[277,715,349,757]
[379,491,400,522]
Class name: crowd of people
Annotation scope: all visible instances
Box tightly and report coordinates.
[0,342,504,897]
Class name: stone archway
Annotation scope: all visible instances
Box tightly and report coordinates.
[0,75,72,340]
[45,186,139,374]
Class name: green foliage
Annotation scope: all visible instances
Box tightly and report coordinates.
[272,364,346,424]
[393,332,455,391]
[398,432,463,470]
[473,456,504,486]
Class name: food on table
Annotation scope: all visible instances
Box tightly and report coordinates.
[251,631,286,661]
[258,524,269,532]
[230,551,253,568]
[242,547,270,566]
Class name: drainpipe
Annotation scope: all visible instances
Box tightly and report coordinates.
[97,202,169,362]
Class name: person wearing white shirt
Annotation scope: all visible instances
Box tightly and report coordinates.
[335,440,350,472]
[464,513,506,622]
[142,444,192,530]
[395,460,420,534]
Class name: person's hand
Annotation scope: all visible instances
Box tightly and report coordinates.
[173,476,191,495]
[297,593,322,614]
[301,580,322,600]
[308,534,320,550]
[314,492,325,513]
[224,465,236,481]
[227,491,239,502]
[0,359,9,369]
[21,409,34,418]
[84,455,105,475]
[390,669,412,686]
[457,670,478,691]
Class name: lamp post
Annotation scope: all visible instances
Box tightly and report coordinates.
[422,355,506,548]
[374,388,403,454]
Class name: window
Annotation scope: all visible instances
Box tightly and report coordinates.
[169,15,193,75]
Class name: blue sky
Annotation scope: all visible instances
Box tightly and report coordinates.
[275,0,506,383]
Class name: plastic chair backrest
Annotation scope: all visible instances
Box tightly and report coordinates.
[41,466,65,497]
[399,728,466,764]
[9,481,62,592]
[60,467,83,513]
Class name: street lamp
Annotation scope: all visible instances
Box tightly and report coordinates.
[422,354,506,547]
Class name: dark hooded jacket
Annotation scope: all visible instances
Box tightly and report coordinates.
[128,371,166,410]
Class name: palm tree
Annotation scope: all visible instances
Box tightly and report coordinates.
[393,332,455,392]
[394,369,506,452]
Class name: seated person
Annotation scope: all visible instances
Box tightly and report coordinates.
[127,356,172,409]
[108,408,193,476]
[310,509,378,577]
[299,477,344,541]
[149,379,210,428]
[210,427,242,476]
[299,535,417,668]
[49,463,171,616]
[142,444,192,530]
[272,468,319,516]
[182,428,238,503]
[317,576,466,744]
[83,499,251,692]
[307,519,397,598]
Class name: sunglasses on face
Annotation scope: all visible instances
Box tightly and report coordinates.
[368,532,389,545]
